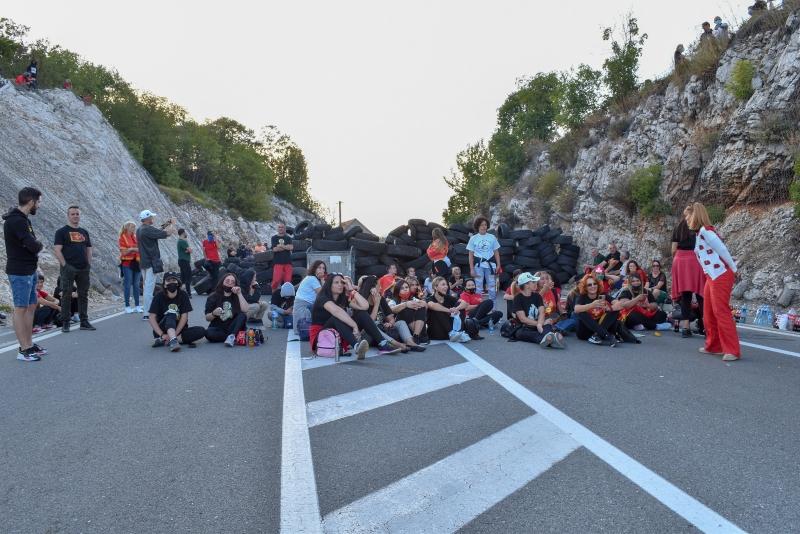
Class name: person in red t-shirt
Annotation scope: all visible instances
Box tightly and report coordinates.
[378,263,399,297]
[202,231,222,286]
[34,274,61,328]
[460,278,503,330]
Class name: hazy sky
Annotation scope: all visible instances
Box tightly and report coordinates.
[5,1,753,234]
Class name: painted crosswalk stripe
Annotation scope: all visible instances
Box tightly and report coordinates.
[447,342,745,533]
[322,415,579,533]
[306,362,484,427]
[281,340,323,533]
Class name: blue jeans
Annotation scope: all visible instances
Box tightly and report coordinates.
[122,266,141,307]
[474,263,497,304]
[555,313,577,333]
[8,273,38,308]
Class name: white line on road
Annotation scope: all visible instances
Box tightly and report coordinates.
[281,339,323,534]
[322,414,579,534]
[306,362,484,428]
[0,310,126,354]
[740,341,800,359]
[447,342,746,534]
[737,324,799,339]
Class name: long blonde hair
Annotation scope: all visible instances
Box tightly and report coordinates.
[685,202,711,230]
[120,221,136,236]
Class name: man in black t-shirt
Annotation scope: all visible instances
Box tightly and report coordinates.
[510,272,564,347]
[270,223,294,292]
[53,205,94,332]
[148,272,206,351]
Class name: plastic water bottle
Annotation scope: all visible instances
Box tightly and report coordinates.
[488,320,495,335]
[741,304,748,324]
[766,307,774,328]
[271,310,278,329]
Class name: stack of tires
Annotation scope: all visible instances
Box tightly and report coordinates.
[490,223,580,288]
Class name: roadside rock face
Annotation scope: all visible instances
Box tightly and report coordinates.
[0,83,317,305]
[493,16,800,307]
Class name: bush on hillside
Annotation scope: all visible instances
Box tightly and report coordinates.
[535,170,563,199]
[706,204,726,225]
[552,187,576,213]
[726,60,755,102]
[549,131,582,169]
[629,164,671,217]
[736,0,800,41]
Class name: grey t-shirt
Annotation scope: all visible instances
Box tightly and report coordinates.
[136,224,168,269]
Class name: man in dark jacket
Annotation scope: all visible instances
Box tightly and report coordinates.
[3,187,46,361]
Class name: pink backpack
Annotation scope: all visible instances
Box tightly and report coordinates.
[316,328,341,358]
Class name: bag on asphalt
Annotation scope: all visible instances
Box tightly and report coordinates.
[500,319,522,340]
[316,328,341,358]
[297,318,311,341]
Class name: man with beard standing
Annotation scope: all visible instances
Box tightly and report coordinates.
[3,187,46,361]
[54,205,95,332]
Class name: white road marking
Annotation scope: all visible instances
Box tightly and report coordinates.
[306,362,484,427]
[0,310,126,354]
[322,415,579,534]
[740,341,800,359]
[280,339,323,534]
[737,324,799,339]
[447,342,745,534]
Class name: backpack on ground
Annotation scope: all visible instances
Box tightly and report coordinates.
[316,328,341,358]
[500,319,522,340]
[297,318,311,341]
[464,317,480,339]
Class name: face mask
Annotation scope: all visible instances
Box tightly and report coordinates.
[399,290,411,299]
[465,288,476,294]
[165,283,179,293]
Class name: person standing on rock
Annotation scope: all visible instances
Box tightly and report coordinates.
[686,202,741,362]
[53,205,95,333]
[3,187,46,361]
[177,229,193,298]
[271,223,294,292]
[202,231,221,287]
[137,210,176,322]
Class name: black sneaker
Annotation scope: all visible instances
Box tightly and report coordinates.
[80,321,96,331]
[152,338,165,348]
[409,345,426,352]
[31,343,48,355]
[419,334,430,346]
[62,323,70,333]
[681,328,693,338]
[588,335,603,345]
[17,347,41,362]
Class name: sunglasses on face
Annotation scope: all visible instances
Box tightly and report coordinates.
[586,282,598,287]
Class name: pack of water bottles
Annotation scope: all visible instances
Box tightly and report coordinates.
[752,305,775,327]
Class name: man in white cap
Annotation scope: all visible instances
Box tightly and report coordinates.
[136,210,176,320]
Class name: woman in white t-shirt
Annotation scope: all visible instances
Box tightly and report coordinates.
[466,216,502,305]
[293,260,327,333]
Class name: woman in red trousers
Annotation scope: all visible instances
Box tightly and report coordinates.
[686,202,740,361]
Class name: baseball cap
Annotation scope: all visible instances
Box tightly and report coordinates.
[280,282,296,297]
[139,209,157,221]
[163,271,181,283]
[517,272,540,286]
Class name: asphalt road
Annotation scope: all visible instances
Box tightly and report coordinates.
[2,296,799,533]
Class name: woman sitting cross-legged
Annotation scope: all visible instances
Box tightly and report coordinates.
[573,273,640,346]
[204,273,250,347]
[389,279,429,345]
[459,278,503,330]
[425,276,470,343]
[617,273,671,331]
[509,272,565,348]
[358,275,425,352]
[311,273,400,360]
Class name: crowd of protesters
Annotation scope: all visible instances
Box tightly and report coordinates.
[2,183,742,363]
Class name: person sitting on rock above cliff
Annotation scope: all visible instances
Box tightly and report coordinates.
[748,0,767,16]
[149,272,206,351]
[674,44,686,70]
[700,21,714,43]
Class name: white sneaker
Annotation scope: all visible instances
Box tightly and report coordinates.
[632,324,645,331]
[449,332,462,342]
[135,306,144,313]
[224,334,236,347]
[355,339,369,360]
[125,307,134,314]
[459,332,471,343]
[655,322,673,331]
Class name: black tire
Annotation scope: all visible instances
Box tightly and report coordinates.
[325,228,345,241]
[416,240,432,250]
[510,229,533,240]
[454,254,470,265]
[192,274,213,295]
[427,221,446,232]
[446,230,469,243]
[311,239,348,251]
[415,229,433,241]
[354,232,380,242]
[499,255,514,265]
[561,264,578,276]
[362,264,389,277]
[389,225,409,237]
[541,253,558,266]
[560,243,581,254]
[558,248,579,259]
[498,246,515,256]
[285,226,295,236]
[355,256,380,268]
[515,248,540,259]
[404,254,431,269]
[520,236,542,247]
[314,223,332,233]
[294,221,311,236]
[504,263,520,273]
[397,234,416,246]
[533,224,550,237]
[536,242,556,254]
[448,223,471,234]
[292,239,312,250]
[498,238,516,247]
[557,255,577,266]
[386,244,422,258]
[350,238,386,254]
[553,234,572,245]
[344,225,363,239]
[292,259,306,267]
[515,256,541,268]
[253,251,274,264]
[224,257,241,266]
[379,254,397,266]
[555,271,572,285]
[291,251,307,261]
[256,268,273,285]
[407,218,426,226]
[453,243,468,255]
[496,223,511,239]
[543,228,563,241]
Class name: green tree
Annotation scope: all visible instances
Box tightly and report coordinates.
[557,64,603,129]
[442,141,490,224]
[602,14,648,108]
[497,72,562,143]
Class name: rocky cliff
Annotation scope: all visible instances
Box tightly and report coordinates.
[494,12,800,308]
[0,82,317,305]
